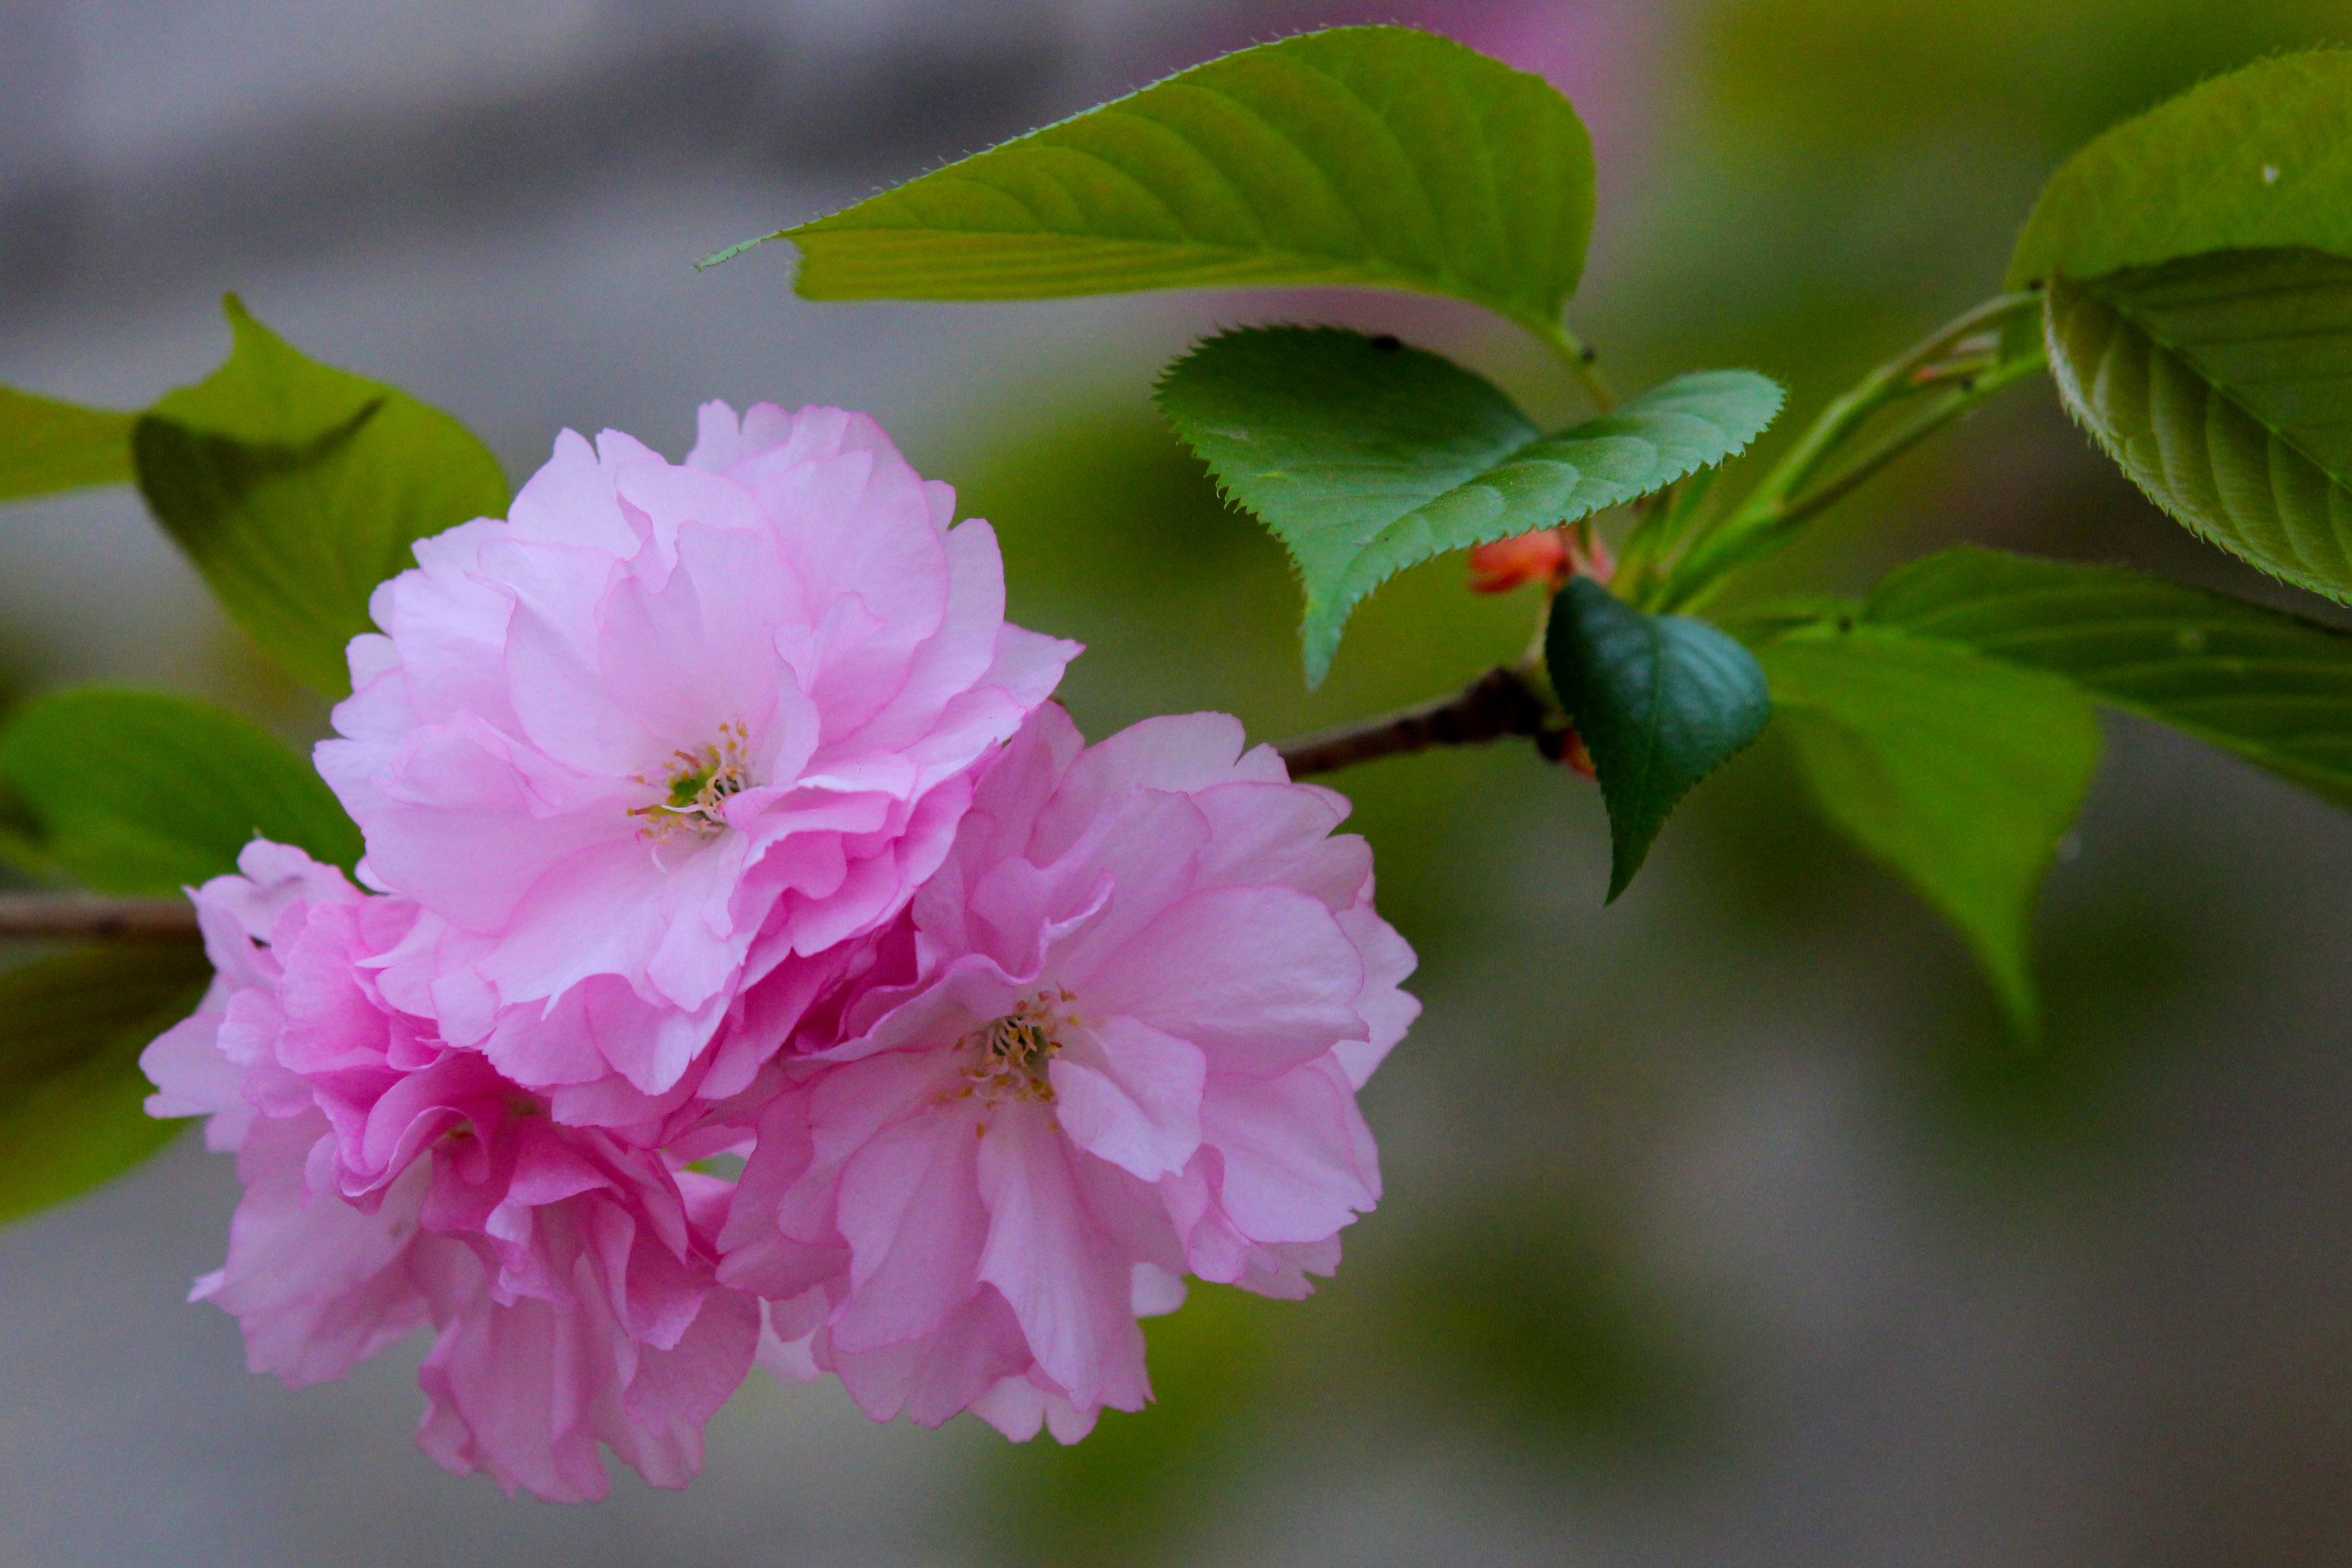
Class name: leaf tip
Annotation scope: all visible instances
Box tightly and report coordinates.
[1601,857,1643,905]
[1986,958,2044,1045]
[1300,644,1334,692]
[694,234,779,271]
[1298,601,1353,691]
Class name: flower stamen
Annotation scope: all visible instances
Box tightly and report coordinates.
[958,986,1079,1108]
[631,719,754,842]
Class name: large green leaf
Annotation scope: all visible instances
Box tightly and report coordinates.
[1864,546,2352,808]
[727,27,1598,347]
[2046,249,2352,601]
[0,688,360,893]
[0,945,213,1226]
[1761,628,2101,1034]
[0,387,133,501]
[133,297,509,695]
[1545,578,1771,901]
[1158,327,1782,683]
[2009,50,2352,291]
[2010,52,2352,594]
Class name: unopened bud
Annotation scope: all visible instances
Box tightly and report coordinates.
[1468,525,1617,596]
[1469,528,1569,594]
[1538,724,1598,779]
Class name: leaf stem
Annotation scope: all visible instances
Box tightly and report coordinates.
[1651,291,2045,613]
[1275,665,1552,776]
[1535,321,1619,412]
[0,895,200,943]
[1751,351,2047,541]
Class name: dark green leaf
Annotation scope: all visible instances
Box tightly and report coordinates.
[0,387,134,501]
[2046,249,2352,601]
[0,688,360,893]
[0,945,212,1226]
[1761,628,2101,1034]
[133,296,508,695]
[1864,546,2352,808]
[729,27,1598,347]
[1545,578,1770,901]
[1157,327,1782,683]
[2009,50,2352,291]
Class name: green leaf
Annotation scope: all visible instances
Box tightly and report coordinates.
[0,945,213,1226]
[1545,577,1770,901]
[1156,326,1783,683]
[1864,546,2352,809]
[732,27,1598,346]
[1761,628,2102,1035]
[0,387,134,501]
[2009,52,2352,591]
[0,688,360,893]
[2046,249,2352,601]
[2009,50,2352,291]
[133,296,509,695]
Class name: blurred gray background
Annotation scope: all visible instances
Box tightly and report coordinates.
[8,2,2352,1564]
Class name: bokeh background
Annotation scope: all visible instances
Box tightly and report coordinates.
[7,2,2352,1563]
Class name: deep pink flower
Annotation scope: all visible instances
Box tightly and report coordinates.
[143,842,759,1502]
[315,403,1079,1105]
[719,705,1417,1438]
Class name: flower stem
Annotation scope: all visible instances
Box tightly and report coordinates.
[1276,666,1552,777]
[0,895,201,943]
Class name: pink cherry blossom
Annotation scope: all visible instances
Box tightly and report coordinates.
[143,841,759,1502]
[314,402,1080,1109]
[718,704,1417,1438]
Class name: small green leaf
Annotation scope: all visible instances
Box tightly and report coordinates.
[0,688,360,893]
[2046,249,2352,601]
[133,296,508,695]
[1761,628,2101,1035]
[0,945,213,1226]
[1157,326,1782,683]
[2009,50,2352,291]
[0,387,134,501]
[1545,578,1770,901]
[1864,546,2352,808]
[731,27,1598,346]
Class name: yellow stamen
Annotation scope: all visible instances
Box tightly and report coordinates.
[958,986,1080,1107]
[630,719,754,842]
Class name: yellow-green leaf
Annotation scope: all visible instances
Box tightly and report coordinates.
[725,27,1597,348]
[133,297,508,695]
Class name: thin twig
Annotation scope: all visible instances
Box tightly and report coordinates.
[0,679,1551,942]
[1655,293,2048,613]
[0,895,202,943]
[0,680,1553,941]
[1276,666,1551,777]
[1761,350,2048,535]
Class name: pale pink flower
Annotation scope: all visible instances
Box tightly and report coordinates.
[143,842,759,1502]
[315,402,1080,1105]
[719,705,1417,1438]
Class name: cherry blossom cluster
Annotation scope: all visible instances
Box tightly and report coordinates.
[143,403,1416,1501]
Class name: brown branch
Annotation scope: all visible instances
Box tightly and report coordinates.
[0,895,202,943]
[1275,666,1551,778]
[0,682,1551,940]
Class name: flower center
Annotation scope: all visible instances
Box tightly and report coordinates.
[632,720,754,842]
[959,987,1079,1108]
